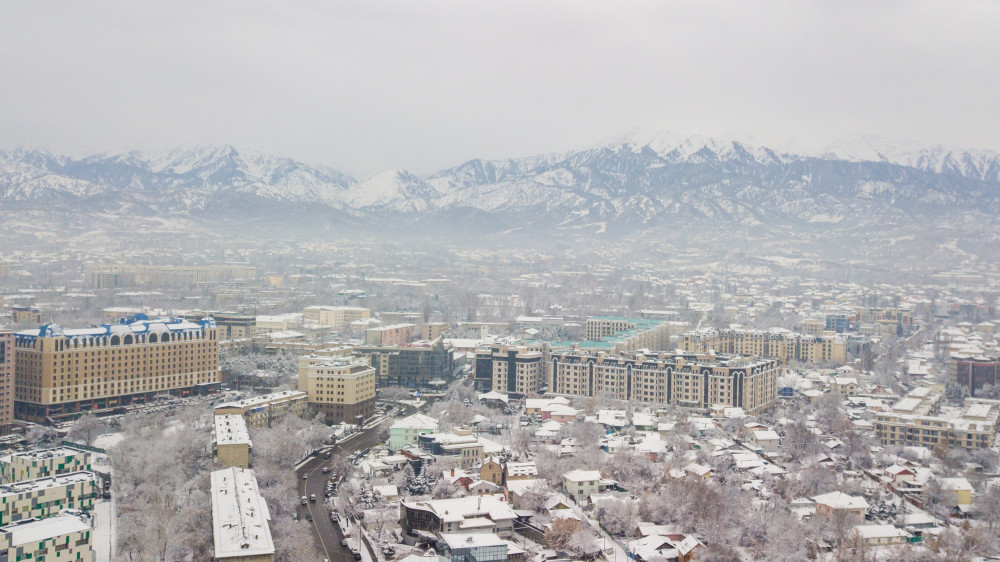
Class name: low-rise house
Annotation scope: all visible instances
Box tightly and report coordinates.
[938,477,974,505]
[389,414,440,450]
[401,494,517,539]
[749,430,780,453]
[437,532,525,562]
[626,534,700,562]
[812,491,869,523]
[560,469,615,503]
[852,524,910,546]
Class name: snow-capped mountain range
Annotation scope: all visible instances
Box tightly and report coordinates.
[2,134,999,237]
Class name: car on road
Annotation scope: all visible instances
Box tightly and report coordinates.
[302,473,309,480]
[340,538,349,547]
[330,511,339,521]
[325,452,332,459]
[322,466,331,473]
[301,496,307,505]
[306,513,313,521]
[310,494,316,502]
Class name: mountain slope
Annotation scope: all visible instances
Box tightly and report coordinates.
[1,136,998,239]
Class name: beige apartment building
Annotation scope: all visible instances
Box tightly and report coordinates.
[0,471,97,526]
[550,350,780,415]
[0,446,92,484]
[302,306,372,330]
[875,395,1000,451]
[298,357,376,424]
[211,468,274,562]
[13,318,221,422]
[681,328,847,365]
[214,414,252,469]
[0,512,94,562]
[474,345,544,397]
[0,331,12,434]
[214,390,308,428]
[85,263,256,289]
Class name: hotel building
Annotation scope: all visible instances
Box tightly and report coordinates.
[13,316,221,422]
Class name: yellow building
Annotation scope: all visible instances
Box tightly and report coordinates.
[421,323,450,341]
[550,350,780,415]
[0,471,97,526]
[214,414,252,469]
[0,512,94,562]
[681,328,847,365]
[214,390,308,429]
[302,306,372,330]
[0,446,92,484]
[211,468,274,562]
[298,357,376,425]
[13,318,221,422]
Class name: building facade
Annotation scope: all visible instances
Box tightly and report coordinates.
[13,317,221,422]
[298,357,376,424]
[0,512,94,562]
[354,340,455,388]
[214,414,252,469]
[874,397,1000,451]
[85,263,256,289]
[0,447,92,484]
[302,306,371,330]
[550,350,779,415]
[0,332,12,434]
[214,390,308,428]
[952,357,1000,395]
[681,328,847,365]
[0,472,96,526]
[474,345,543,398]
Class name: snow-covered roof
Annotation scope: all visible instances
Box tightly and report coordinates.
[562,469,602,482]
[211,468,274,559]
[812,491,869,510]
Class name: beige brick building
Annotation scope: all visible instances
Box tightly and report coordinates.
[298,357,376,425]
[13,318,221,422]
[214,414,252,469]
[214,390,308,429]
[550,350,780,415]
[0,512,94,562]
[474,345,543,397]
[0,447,92,484]
[0,471,97,526]
[681,328,847,365]
[302,306,372,330]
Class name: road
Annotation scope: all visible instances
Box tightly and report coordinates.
[297,401,420,561]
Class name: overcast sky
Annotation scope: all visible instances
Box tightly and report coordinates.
[1,1,998,176]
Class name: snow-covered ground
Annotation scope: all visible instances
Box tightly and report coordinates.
[92,499,115,562]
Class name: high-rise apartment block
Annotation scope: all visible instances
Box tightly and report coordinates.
[13,317,221,422]
[682,328,847,365]
[473,345,544,397]
[549,350,780,415]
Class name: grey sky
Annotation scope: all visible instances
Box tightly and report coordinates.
[1,1,998,176]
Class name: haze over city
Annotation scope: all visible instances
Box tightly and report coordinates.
[1,2,999,562]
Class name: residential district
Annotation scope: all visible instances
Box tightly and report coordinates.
[0,242,998,561]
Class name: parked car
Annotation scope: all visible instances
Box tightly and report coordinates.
[310,494,316,502]
[307,513,313,521]
[301,496,308,505]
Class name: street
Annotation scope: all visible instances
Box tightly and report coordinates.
[297,401,419,561]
